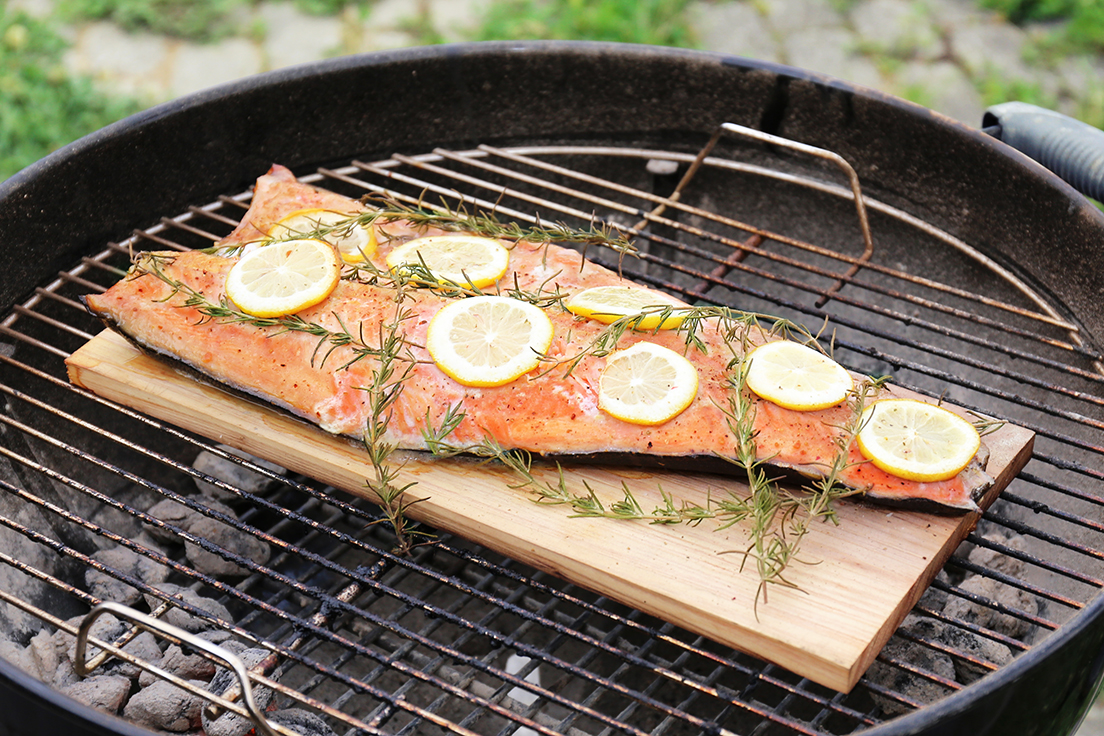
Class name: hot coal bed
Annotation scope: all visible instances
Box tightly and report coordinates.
[0,43,1102,736]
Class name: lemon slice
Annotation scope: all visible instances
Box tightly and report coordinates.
[386,235,510,288]
[270,208,376,263]
[744,340,853,411]
[856,399,981,482]
[426,295,554,387]
[598,342,699,425]
[225,238,341,318]
[565,285,687,330]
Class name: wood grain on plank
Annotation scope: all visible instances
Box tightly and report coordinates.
[67,329,1035,692]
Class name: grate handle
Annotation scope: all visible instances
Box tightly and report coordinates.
[984,101,1104,202]
[74,601,281,736]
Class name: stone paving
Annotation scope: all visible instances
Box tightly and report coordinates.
[5,0,1104,731]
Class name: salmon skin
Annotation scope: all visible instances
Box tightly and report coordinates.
[78,165,993,513]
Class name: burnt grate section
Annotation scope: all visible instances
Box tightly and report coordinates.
[0,139,1099,736]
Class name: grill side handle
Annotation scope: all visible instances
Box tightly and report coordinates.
[984,101,1104,202]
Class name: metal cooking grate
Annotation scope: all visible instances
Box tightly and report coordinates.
[0,128,1101,736]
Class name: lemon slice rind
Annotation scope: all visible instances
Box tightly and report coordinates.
[598,342,699,426]
[856,398,982,482]
[744,340,853,411]
[565,285,688,330]
[225,238,341,318]
[426,295,554,387]
[386,235,510,289]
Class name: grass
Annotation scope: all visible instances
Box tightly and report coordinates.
[979,0,1104,52]
[473,0,696,46]
[55,0,245,42]
[0,7,144,180]
[55,0,368,42]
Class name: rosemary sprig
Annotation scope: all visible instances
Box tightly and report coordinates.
[717,357,795,608]
[538,303,821,380]
[360,298,434,554]
[346,257,570,310]
[421,401,466,456]
[141,204,884,595]
[209,195,636,273]
[968,411,1005,437]
[736,376,886,607]
[354,193,636,260]
[131,252,422,372]
[422,351,886,609]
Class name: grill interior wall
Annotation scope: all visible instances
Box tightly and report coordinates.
[0,146,1099,736]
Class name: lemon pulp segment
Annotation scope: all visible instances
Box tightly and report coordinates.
[744,340,853,411]
[225,238,341,318]
[598,342,699,425]
[270,208,376,263]
[426,295,554,387]
[386,235,510,289]
[856,398,982,482]
[565,285,688,330]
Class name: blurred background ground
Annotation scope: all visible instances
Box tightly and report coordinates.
[0,0,1102,730]
[3,0,1104,181]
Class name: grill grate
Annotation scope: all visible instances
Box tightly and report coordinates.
[0,135,1101,736]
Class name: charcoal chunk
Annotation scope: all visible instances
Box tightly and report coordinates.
[201,647,276,736]
[194,446,286,500]
[143,584,234,633]
[896,613,1014,685]
[145,497,270,578]
[27,628,63,685]
[944,574,1038,640]
[967,532,1029,578]
[268,708,338,736]
[123,678,206,731]
[184,515,271,578]
[138,642,217,688]
[939,623,1014,684]
[145,497,237,545]
[0,636,48,683]
[85,545,169,607]
[61,674,131,714]
[866,617,957,717]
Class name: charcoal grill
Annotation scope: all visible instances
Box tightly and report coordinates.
[0,42,1102,736]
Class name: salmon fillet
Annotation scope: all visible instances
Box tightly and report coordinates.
[78,165,993,512]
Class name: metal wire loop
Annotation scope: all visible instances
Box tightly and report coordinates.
[74,601,281,736]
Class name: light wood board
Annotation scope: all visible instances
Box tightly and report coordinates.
[66,329,1035,692]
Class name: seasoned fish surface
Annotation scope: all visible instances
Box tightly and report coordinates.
[80,165,993,512]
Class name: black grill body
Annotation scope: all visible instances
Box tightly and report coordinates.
[0,42,1102,736]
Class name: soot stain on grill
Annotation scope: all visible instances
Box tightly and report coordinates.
[757,74,791,138]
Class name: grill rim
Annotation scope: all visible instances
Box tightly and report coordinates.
[1,40,1103,736]
[4,41,1104,342]
[0,656,152,736]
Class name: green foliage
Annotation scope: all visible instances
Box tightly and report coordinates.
[1064,0,1104,50]
[0,9,143,181]
[292,0,368,16]
[975,68,1056,110]
[977,0,1076,23]
[56,0,366,41]
[56,0,246,42]
[473,0,696,47]
[977,0,1104,52]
